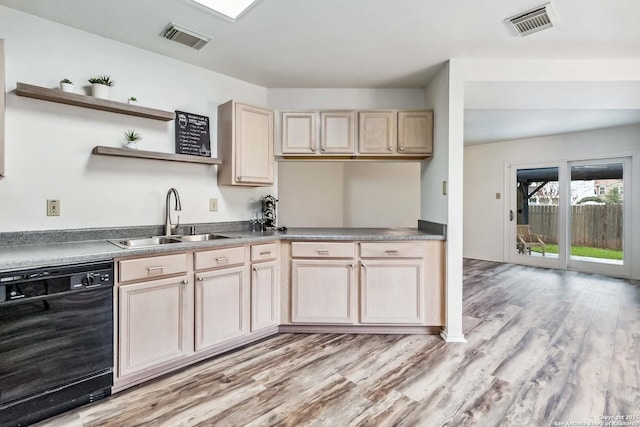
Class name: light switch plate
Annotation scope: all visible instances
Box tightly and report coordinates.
[209,198,218,212]
[47,199,60,216]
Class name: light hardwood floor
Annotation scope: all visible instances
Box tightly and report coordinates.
[38,259,640,426]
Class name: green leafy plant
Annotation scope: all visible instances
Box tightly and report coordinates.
[88,75,115,87]
[60,78,73,84]
[128,96,137,101]
[123,129,142,142]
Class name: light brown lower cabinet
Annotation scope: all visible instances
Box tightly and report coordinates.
[195,265,250,351]
[359,259,425,324]
[291,259,356,324]
[118,274,192,378]
[251,260,279,331]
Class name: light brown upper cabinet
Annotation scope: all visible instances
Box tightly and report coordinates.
[358,111,396,154]
[218,100,274,186]
[398,111,433,155]
[277,108,433,160]
[320,111,356,154]
[280,110,356,156]
[281,112,316,154]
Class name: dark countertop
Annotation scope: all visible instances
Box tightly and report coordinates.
[0,227,444,272]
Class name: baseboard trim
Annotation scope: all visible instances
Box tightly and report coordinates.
[279,324,441,335]
[440,330,467,343]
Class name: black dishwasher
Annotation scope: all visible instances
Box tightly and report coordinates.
[0,261,114,427]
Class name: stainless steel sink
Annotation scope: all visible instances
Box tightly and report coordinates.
[109,236,182,249]
[177,233,234,242]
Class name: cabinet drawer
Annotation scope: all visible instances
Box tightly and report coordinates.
[195,246,246,270]
[119,253,188,283]
[251,243,277,262]
[360,242,425,258]
[291,242,355,259]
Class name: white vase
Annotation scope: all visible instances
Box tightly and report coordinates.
[60,83,74,93]
[92,83,111,100]
[125,141,138,149]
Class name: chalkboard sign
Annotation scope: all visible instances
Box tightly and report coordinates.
[175,110,211,157]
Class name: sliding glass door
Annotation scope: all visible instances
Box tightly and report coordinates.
[509,163,565,269]
[568,158,630,276]
[508,157,631,276]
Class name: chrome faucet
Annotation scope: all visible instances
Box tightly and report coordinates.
[164,188,182,236]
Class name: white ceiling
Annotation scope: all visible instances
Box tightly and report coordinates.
[2,0,640,142]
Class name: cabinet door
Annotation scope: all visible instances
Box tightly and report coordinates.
[320,111,356,154]
[358,111,396,154]
[291,260,355,323]
[118,275,191,378]
[251,261,279,331]
[398,111,433,155]
[360,259,425,324]
[195,266,249,351]
[235,103,274,185]
[282,112,317,155]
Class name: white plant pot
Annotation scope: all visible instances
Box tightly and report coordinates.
[124,141,138,149]
[60,82,74,93]
[92,83,111,100]
[127,99,138,105]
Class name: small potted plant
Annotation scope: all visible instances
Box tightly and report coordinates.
[88,75,115,99]
[60,79,74,93]
[123,129,142,149]
[127,96,138,105]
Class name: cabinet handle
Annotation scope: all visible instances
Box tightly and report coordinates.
[237,176,242,181]
[260,251,271,256]
[387,147,393,151]
[321,147,326,152]
[181,279,189,285]
[317,250,329,255]
[253,267,258,271]
[384,250,399,255]
[311,147,316,152]
[399,147,405,151]
[216,257,229,263]
[361,263,366,268]
[147,266,165,272]
[196,277,204,282]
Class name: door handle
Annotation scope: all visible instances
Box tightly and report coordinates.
[509,210,514,221]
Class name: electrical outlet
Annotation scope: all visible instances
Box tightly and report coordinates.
[442,181,447,196]
[209,198,218,212]
[496,192,501,200]
[47,199,60,216]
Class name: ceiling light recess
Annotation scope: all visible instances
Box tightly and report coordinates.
[506,2,558,37]
[161,23,211,50]
[188,0,258,21]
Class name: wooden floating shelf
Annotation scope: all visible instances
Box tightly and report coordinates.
[16,82,175,121]
[92,146,221,165]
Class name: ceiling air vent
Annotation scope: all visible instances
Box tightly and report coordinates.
[161,23,211,50]
[506,3,557,37]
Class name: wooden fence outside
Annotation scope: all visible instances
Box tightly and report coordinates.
[528,204,622,250]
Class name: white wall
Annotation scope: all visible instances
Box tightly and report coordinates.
[277,162,344,227]
[343,162,420,227]
[0,6,273,232]
[464,124,640,278]
[268,88,424,228]
[421,63,450,224]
